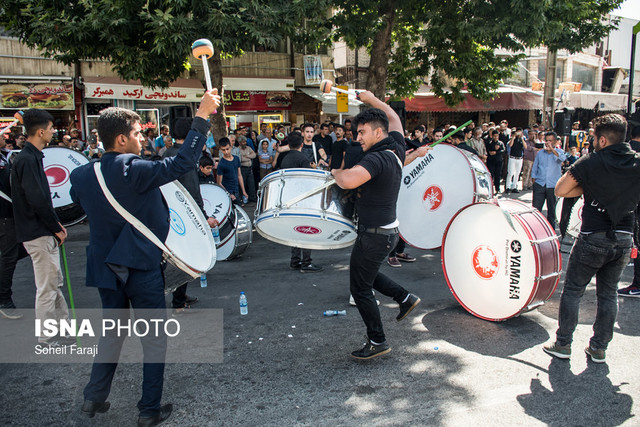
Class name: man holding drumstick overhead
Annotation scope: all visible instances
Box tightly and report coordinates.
[332,91,425,359]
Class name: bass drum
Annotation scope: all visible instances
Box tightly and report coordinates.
[42,147,89,226]
[200,182,236,248]
[397,144,493,250]
[217,206,253,261]
[441,199,561,321]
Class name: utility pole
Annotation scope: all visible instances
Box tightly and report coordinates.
[543,49,558,129]
[627,21,640,117]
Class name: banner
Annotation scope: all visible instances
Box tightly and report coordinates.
[223,91,292,111]
[1,83,74,110]
[85,83,202,103]
[336,85,349,113]
[304,55,324,85]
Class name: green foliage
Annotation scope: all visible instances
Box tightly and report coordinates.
[331,0,623,105]
[0,0,330,87]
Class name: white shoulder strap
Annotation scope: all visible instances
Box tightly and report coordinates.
[93,162,198,279]
[385,149,403,169]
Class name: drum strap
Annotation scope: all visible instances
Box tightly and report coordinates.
[0,189,11,203]
[384,149,403,170]
[92,162,200,279]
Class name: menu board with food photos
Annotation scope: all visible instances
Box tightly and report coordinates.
[1,83,74,110]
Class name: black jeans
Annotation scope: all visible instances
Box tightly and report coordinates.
[0,218,29,305]
[171,283,188,308]
[290,247,311,267]
[556,232,632,350]
[532,182,558,229]
[350,232,409,343]
[487,160,503,193]
[390,239,406,257]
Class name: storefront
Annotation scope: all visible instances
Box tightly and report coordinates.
[222,77,295,130]
[0,76,77,139]
[83,76,205,136]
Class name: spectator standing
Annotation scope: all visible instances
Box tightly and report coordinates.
[237,135,257,202]
[154,125,169,152]
[257,139,273,180]
[531,132,566,228]
[216,138,247,205]
[522,131,539,190]
[485,130,505,193]
[313,123,333,165]
[469,127,488,162]
[505,128,525,193]
[330,124,349,170]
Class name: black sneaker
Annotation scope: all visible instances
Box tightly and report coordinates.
[81,400,111,418]
[289,263,302,270]
[0,304,23,320]
[301,263,323,273]
[512,189,520,194]
[397,293,421,321]
[185,295,199,305]
[351,337,391,360]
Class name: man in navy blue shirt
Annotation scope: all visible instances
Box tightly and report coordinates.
[216,138,248,205]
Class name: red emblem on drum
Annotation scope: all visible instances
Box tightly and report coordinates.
[44,165,70,187]
[472,245,499,280]
[422,186,443,211]
[294,226,321,235]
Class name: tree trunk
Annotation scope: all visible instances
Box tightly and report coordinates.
[210,49,227,141]
[366,1,396,100]
[543,49,557,129]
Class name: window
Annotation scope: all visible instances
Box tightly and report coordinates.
[571,63,595,91]
[538,59,565,87]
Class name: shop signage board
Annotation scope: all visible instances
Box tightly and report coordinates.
[1,83,74,110]
[85,83,202,103]
[223,91,292,111]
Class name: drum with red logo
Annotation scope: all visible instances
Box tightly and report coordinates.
[555,196,584,238]
[441,199,562,321]
[254,169,356,249]
[397,144,494,250]
[42,147,89,226]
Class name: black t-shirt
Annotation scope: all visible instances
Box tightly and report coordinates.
[354,131,405,228]
[280,150,311,169]
[301,142,321,165]
[344,141,364,169]
[510,137,524,158]
[485,139,505,162]
[312,134,333,156]
[407,138,426,150]
[330,138,349,170]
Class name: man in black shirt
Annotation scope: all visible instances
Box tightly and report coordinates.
[450,131,478,155]
[10,109,71,344]
[281,132,322,273]
[330,124,349,170]
[618,125,640,297]
[313,123,333,161]
[332,91,423,360]
[544,114,640,363]
[485,130,505,193]
[505,128,525,193]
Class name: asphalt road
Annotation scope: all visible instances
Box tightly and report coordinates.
[1,190,639,426]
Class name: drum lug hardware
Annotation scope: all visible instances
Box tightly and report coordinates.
[525,301,545,311]
[536,272,561,281]
[532,235,560,244]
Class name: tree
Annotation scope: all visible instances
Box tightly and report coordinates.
[0,0,330,138]
[331,0,623,105]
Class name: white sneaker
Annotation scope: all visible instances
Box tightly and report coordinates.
[349,293,380,306]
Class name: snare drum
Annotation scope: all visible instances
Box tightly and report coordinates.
[42,147,89,226]
[217,206,253,260]
[555,196,584,238]
[255,169,356,250]
[398,144,493,250]
[200,183,236,248]
[160,181,216,294]
[441,199,561,321]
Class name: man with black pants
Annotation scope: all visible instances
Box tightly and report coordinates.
[70,90,220,425]
[543,114,640,363]
[281,132,323,273]
[332,91,422,360]
[531,132,566,229]
[0,137,29,319]
[618,125,640,297]
[162,117,219,315]
[485,130,505,193]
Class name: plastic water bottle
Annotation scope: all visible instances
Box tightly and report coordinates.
[323,310,346,316]
[200,273,208,288]
[242,195,248,204]
[211,225,221,245]
[239,292,248,315]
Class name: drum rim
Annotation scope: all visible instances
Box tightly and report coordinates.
[255,211,356,230]
[218,206,253,261]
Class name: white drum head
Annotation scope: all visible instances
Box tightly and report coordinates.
[161,181,216,273]
[42,147,89,208]
[442,202,537,321]
[255,210,356,250]
[555,196,584,238]
[200,183,232,225]
[398,144,492,249]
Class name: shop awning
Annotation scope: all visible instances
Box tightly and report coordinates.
[84,77,204,102]
[299,88,362,115]
[561,91,628,112]
[223,77,294,92]
[402,88,543,112]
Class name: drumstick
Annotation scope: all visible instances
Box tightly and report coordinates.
[191,39,217,114]
[282,178,336,209]
[319,79,360,97]
[429,120,473,148]
[0,111,24,136]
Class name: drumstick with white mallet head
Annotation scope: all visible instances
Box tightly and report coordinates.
[319,79,361,97]
[0,111,24,136]
[191,38,217,114]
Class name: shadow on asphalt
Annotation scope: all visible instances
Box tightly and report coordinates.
[517,358,634,426]
[422,305,550,358]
